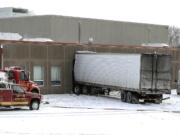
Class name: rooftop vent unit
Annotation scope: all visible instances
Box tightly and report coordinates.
[12,8,28,14]
[0,7,34,18]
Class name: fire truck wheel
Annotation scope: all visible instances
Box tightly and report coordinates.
[31,89,39,94]
[30,100,40,110]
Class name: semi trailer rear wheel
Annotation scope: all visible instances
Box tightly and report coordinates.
[121,91,139,104]
[87,86,92,95]
[121,91,126,102]
[131,93,139,104]
[82,86,88,94]
[126,92,132,103]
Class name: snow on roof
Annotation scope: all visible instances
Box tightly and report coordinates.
[22,38,53,42]
[76,51,96,54]
[141,43,169,47]
[0,32,22,40]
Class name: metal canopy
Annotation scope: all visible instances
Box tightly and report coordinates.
[0,39,177,55]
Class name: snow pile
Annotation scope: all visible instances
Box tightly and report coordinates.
[0,93,180,135]
[43,93,180,112]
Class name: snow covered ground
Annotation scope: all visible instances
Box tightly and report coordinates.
[0,92,180,135]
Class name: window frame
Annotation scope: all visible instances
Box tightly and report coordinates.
[50,66,61,86]
[33,65,44,86]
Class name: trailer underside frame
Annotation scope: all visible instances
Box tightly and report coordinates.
[73,82,169,104]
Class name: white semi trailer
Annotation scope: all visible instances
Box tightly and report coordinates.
[73,51,171,104]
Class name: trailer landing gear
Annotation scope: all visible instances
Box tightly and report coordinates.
[73,85,82,95]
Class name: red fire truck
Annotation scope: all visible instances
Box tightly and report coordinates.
[0,82,42,110]
[0,66,40,93]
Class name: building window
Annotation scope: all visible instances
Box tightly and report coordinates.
[33,66,44,86]
[51,66,61,85]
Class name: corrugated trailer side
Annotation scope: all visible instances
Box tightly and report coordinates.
[74,53,141,90]
[73,52,171,104]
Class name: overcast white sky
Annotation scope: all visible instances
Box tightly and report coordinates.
[0,0,180,27]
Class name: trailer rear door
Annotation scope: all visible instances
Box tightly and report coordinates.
[140,54,171,91]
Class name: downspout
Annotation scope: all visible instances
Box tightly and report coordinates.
[151,54,154,90]
[151,52,158,91]
[154,53,158,90]
[0,44,3,69]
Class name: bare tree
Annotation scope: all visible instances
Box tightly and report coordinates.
[169,26,180,47]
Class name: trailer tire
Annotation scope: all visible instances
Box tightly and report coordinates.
[154,94,162,104]
[131,93,139,104]
[87,86,91,95]
[104,89,110,95]
[30,100,40,110]
[121,91,126,102]
[73,85,82,95]
[126,92,132,103]
[82,86,88,94]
